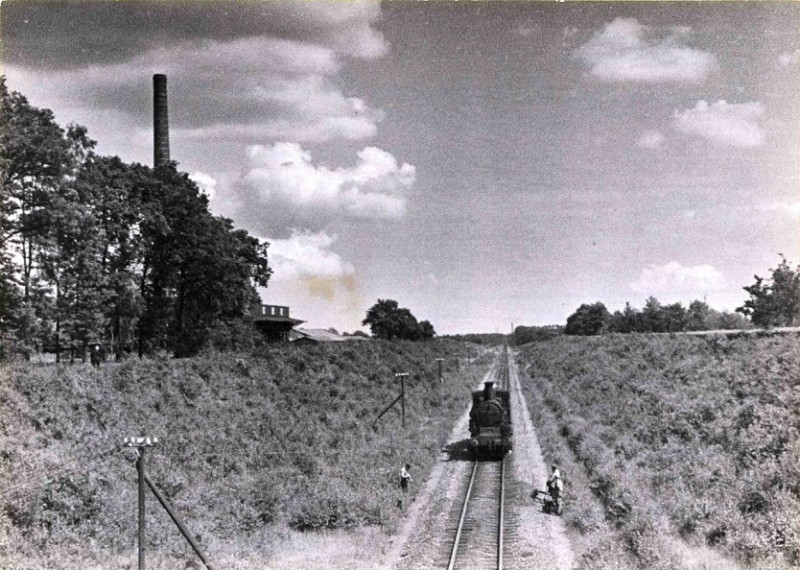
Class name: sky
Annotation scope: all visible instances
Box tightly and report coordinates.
[2,0,798,334]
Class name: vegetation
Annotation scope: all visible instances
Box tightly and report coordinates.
[0,78,270,360]
[443,332,508,346]
[516,333,799,570]
[565,302,611,336]
[509,325,563,346]
[362,299,435,340]
[737,255,800,327]
[562,297,752,337]
[560,258,799,338]
[0,340,490,568]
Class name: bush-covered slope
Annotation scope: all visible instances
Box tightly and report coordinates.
[516,333,799,570]
[1,340,490,567]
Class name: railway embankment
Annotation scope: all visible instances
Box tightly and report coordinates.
[515,332,799,570]
[1,340,493,569]
[390,348,575,570]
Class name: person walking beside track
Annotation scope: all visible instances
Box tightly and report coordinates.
[396,463,413,508]
[90,343,104,368]
[547,464,561,487]
[546,463,564,513]
[400,463,413,492]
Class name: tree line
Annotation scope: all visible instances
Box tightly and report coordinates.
[563,257,800,336]
[0,78,271,359]
[361,299,435,341]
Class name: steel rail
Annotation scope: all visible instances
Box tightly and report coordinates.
[447,459,478,570]
[498,457,505,570]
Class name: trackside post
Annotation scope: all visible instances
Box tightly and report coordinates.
[124,436,158,570]
[124,436,215,570]
[372,372,409,429]
[397,372,409,428]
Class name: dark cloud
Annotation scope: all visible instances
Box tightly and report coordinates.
[5,3,386,144]
[2,0,386,69]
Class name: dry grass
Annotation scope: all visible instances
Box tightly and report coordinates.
[1,340,494,569]
[516,333,799,570]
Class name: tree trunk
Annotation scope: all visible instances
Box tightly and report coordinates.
[55,277,61,364]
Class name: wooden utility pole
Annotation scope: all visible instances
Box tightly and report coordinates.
[124,436,158,570]
[124,436,216,570]
[372,372,410,428]
[138,448,145,570]
[396,372,408,428]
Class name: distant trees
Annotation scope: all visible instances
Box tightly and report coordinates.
[565,302,610,335]
[0,79,271,359]
[362,299,435,340]
[343,330,370,338]
[564,297,751,337]
[559,258,800,338]
[446,333,508,346]
[509,325,562,346]
[736,256,800,327]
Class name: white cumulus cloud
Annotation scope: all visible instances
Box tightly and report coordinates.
[268,230,354,281]
[189,171,218,200]
[778,48,800,68]
[631,261,727,293]
[575,18,716,83]
[237,143,415,232]
[673,100,766,147]
[754,201,800,219]
[636,130,665,148]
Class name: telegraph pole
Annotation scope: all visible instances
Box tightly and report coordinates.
[396,372,409,428]
[125,436,158,570]
[124,435,216,570]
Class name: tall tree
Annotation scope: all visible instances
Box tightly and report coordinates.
[136,166,271,356]
[72,156,150,357]
[0,78,76,356]
[36,126,102,361]
[362,299,433,340]
[686,300,711,331]
[660,302,688,333]
[737,256,800,327]
[417,320,436,340]
[641,296,664,332]
[1,79,272,358]
[0,78,72,300]
[565,302,610,335]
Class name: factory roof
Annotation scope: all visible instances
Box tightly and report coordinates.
[291,328,371,343]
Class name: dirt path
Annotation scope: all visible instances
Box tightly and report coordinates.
[380,359,498,570]
[505,348,574,569]
[381,349,575,570]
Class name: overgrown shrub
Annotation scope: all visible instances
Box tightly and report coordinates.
[1,339,489,567]
[517,333,799,569]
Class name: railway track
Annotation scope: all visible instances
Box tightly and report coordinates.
[446,347,510,570]
[395,346,569,570]
[447,457,506,570]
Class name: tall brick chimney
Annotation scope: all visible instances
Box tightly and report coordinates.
[153,74,170,167]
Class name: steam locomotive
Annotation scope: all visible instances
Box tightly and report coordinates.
[468,381,513,458]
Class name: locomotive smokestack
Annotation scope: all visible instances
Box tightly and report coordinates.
[484,381,495,401]
[153,74,170,167]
